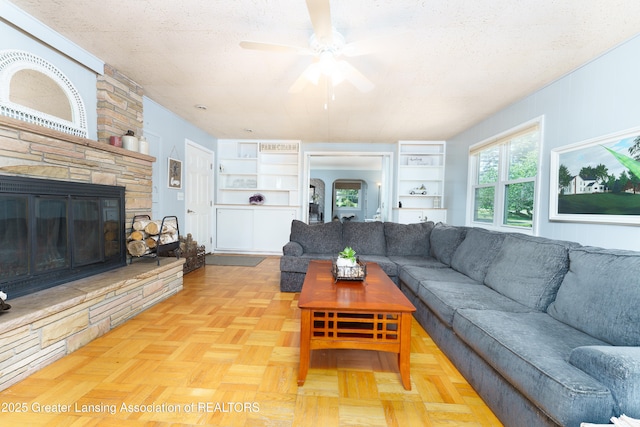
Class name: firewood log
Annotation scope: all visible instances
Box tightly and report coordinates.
[145,236,158,249]
[104,230,118,242]
[130,230,147,241]
[163,224,178,234]
[127,240,149,257]
[144,220,162,235]
[159,233,178,245]
[133,219,150,231]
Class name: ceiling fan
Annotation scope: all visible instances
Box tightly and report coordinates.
[239,0,374,93]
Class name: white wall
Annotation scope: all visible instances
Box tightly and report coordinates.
[446,34,640,250]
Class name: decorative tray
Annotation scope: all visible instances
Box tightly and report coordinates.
[331,258,367,282]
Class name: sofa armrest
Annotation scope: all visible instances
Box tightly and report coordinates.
[283,241,303,256]
[569,346,640,416]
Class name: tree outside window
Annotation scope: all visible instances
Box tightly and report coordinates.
[335,188,359,207]
[334,181,361,208]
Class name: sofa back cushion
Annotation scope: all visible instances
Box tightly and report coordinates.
[484,234,573,311]
[450,228,506,283]
[289,220,343,254]
[429,223,467,266]
[547,246,640,346]
[384,221,433,256]
[342,221,386,256]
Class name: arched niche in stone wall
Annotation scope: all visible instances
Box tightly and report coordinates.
[0,50,87,138]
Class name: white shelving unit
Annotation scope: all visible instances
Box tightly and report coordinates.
[217,140,300,206]
[393,140,448,224]
[215,139,301,254]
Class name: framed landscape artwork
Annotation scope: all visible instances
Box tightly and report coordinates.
[550,127,640,224]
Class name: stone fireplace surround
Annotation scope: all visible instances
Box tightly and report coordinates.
[0,116,184,391]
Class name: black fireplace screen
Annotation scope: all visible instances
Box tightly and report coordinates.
[0,175,126,299]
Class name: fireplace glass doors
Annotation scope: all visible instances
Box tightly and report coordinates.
[0,176,126,299]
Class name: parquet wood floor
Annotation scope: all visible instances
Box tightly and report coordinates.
[0,257,502,426]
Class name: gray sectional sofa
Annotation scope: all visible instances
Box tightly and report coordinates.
[280,219,640,427]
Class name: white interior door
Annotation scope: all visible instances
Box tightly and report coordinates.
[185,140,214,252]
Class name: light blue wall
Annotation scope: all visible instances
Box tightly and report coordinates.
[446,34,640,250]
[0,20,99,140]
[143,97,216,228]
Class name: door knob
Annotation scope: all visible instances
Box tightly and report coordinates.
[187,209,196,213]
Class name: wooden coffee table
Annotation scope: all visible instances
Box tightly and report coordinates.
[297,260,416,390]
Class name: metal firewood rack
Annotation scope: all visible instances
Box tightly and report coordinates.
[129,214,180,265]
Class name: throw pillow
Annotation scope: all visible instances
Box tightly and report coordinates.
[547,246,640,346]
[289,220,343,254]
[429,223,467,266]
[384,221,433,256]
[484,234,572,311]
[450,227,505,283]
[342,221,386,255]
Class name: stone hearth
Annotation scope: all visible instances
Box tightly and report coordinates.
[0,258,184,391]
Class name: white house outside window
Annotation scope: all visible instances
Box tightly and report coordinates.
[468,120,542,233]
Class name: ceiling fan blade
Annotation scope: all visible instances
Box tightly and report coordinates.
[337,60,374,92]
[289,63,322,93]
[239,41,309,55]
[306,0,333,44]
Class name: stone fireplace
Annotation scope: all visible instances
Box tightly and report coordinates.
[0,116,184,391]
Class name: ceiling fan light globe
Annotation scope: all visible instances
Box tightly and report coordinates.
[304,63,322,85]
[319,51,338,76]
[331,71,345,86]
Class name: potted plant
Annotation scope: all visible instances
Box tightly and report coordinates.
[337,246,357,267]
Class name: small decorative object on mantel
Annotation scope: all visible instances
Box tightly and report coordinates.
[332,246,366,282]
[122,130,138,151]
[138,135,149,155]
[108,135,122,147]
[0,291,11,311]
[249,193,265,205]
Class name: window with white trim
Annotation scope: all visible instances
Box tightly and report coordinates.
[468,121,541,233]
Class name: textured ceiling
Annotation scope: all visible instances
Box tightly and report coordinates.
[7,0,640,143]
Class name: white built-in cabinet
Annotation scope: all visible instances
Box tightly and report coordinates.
[393,141,448,224]
[215,139,301,253]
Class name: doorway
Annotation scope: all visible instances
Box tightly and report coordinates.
[309,178,325,223]
[305,152,393,223]
[185,140,214,253]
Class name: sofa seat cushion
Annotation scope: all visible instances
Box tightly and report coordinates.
[384,221,433,256]
[342,221,386,255]
[418,281,532,327]
[450,227,506,283]
[399,265,479,295]
[484,234,574,311]
[547,246,640,346]
[279,253,333,274]
[389,255,448,269]
[429,223,467,266]
[453,309,614,426]
[358,256,398,279]
[290,220,343,254]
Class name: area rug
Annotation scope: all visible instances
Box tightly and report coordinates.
[205,255,265,267]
